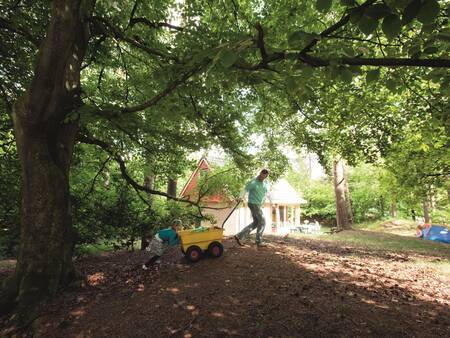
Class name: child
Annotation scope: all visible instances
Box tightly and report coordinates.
[142,219,182,270]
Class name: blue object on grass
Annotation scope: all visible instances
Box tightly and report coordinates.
[423,225,450,244]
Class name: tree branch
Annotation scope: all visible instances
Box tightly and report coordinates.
[129,17,184,31]
[0,17,40,47]
[82,156,111,199]
[298,55,450,68]
[255,22,268,63]
[326,34,398,47]
[78,134,231,210]
[121,67,201,114]
[299,0,377,55]
[91,16,179,62]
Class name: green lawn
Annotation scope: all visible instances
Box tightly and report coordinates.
[290,219,450,277]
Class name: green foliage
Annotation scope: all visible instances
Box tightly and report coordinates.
[0,0,449,258]
[302,179,337,225]
[316,0,333,13]
[0,118,20,258]
[382,14,402,40]
[195,163,249,203]
[416,0,440,24]
[348,164,386,222]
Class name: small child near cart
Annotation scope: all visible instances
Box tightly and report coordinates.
[142,220,182,270]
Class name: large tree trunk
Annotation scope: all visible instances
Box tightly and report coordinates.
[333,158,353,231]
[1,0,93,319]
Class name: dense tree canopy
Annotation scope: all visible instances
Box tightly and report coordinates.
[0,0,448,321]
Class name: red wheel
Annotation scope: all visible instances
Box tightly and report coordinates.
[208,241,223,258]
[186,245,202,262]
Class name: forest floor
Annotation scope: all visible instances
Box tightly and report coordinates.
[1,229,450,337]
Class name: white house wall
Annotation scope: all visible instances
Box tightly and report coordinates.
[202,204,298,236]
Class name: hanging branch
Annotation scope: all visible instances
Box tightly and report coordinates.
[121,67,201,114]
[0,17,40,47]
[91,16,179,62]
[78,133,232,210]
[82,156,112,199]
[234,0,449,70]
[299,0,377,55]
[129,18,184,31]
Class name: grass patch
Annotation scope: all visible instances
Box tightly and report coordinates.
[320,230,450,256]
[290,218,450,257]
[353,218,417,235]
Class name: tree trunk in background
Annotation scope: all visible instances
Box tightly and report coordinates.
[333,159,353,231]
[1,0,93,319]
[429,191,436,211]
[140,174,155,250]
[343,162,353,226]
[422,200,431,223]
[167,178,177,198]
[390,201,398,218]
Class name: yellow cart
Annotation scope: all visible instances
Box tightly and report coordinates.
[178,200,241,262]
[178,227,224,262]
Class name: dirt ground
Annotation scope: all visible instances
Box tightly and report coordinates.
[1,234,449,337]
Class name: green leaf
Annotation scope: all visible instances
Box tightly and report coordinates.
[402,0,422,25]
[316,0,333,13]
[436,33,450,43]
[366,4,392,20]
[218,50,238,68]
[382,14,402,39]
[358,15,379,35]
[408,44,422,58]
[288,31,317,48]
[285,76,298,92]
[417,0,440,25]
[300,66,315,79]
[423,46,438,54]
[350,8,364,23]
[328,66,340,80]
[340,0,356,6]
[343,46,355,57]
[366,69,381,83]
[339,68,353,83]
[421,23,437,34]
[386,78,397,92]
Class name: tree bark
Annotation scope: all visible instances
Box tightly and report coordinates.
[422,200,431,224]
[343,161,353,226]
[1,0,93,319]
[167,178,177,198]
[390,201,398,218]
[333,158,353,231]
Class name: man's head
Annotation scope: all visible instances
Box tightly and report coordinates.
[257,169,269,181]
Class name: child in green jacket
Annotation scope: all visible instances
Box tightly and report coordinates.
[142,220,182,270]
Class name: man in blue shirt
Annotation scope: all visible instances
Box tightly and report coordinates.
[234,169,270,247]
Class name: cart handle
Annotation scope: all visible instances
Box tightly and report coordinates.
[221,199,242,228]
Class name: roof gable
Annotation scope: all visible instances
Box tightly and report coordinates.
[270,179,307,205]
[179,158,228,203]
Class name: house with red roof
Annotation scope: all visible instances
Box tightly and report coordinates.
[180,158,307,236]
